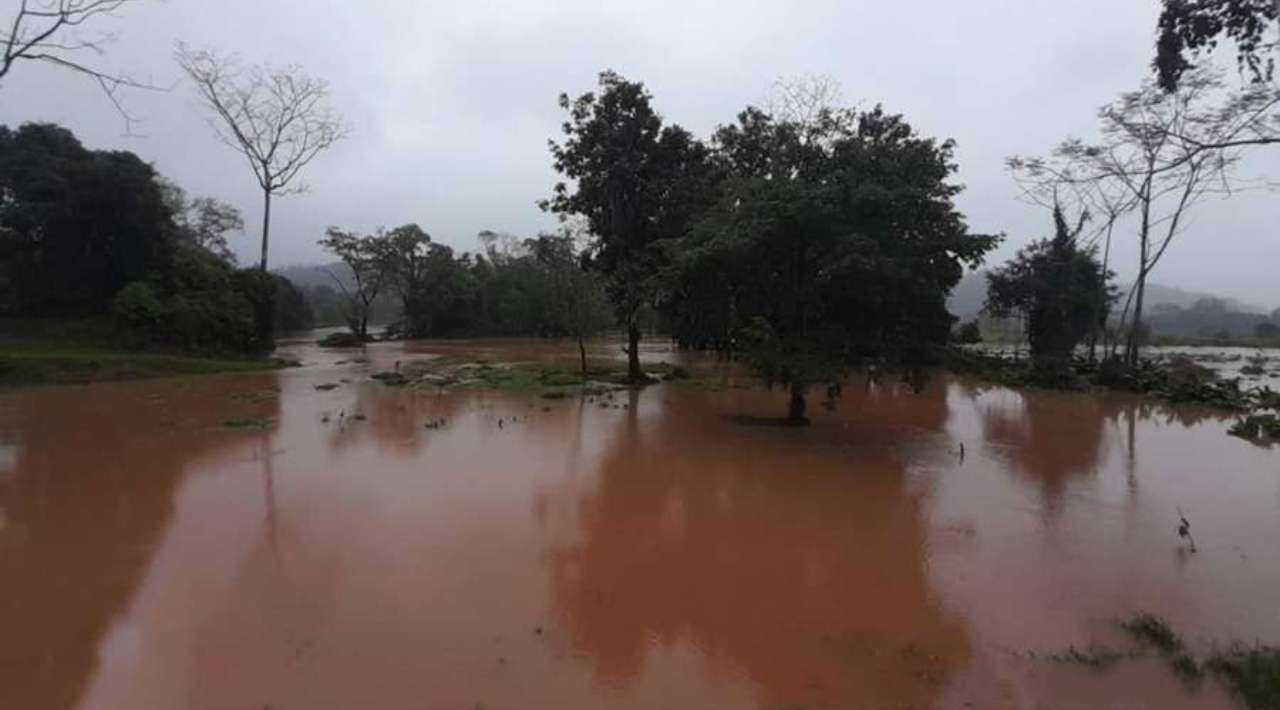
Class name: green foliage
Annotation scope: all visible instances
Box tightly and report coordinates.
[0,342,286,389]
[1155,0,1278,91]
[954,320,983,344]
[665,103,998,421]
[0,123,173,316]
[318,227,398,338]
[272,275,314,332]
[1122,613,1184,654]
[544,70,717,379]
[1207,645,1280,709]
[112,282,166,330]
[985,206,1113,376]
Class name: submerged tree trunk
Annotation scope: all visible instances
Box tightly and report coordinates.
[786,384,809,426]
[260,189,272,271]
[578,334,588,378]
[626,319,643,382]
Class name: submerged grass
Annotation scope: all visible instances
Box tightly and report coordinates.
[374,355,692,398]
[1122,613,1184,654]
[1118,614,1280,706]
[1208,646,1280,710]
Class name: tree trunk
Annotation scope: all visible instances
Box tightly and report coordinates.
[578,334,588,378]
[786,384,809,426]
[626,319,643,382]
[1127,272,1147,367]
[260,189,272,271]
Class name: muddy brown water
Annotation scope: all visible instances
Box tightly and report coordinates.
[2,338,1277,710]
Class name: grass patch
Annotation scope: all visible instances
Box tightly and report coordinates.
[0,343,289,389]
[390,355,694,398]
[1040,644,1134,669]
[1207,645,1280,710]
[1122,613,1184,654]
[222,417,273,429]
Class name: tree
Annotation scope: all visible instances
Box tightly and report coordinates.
[1256,322,1280,341]
[1,1,154,126]
[544,70,716,382]
[1155,0,1279,91]
[381,223,437,337]
[160,180,244,263]
[954,320,983,344]
[669,104,998,425]
[530,224,614,376]
[1011,66,1280,366]
[0,122,172,315]
[272,275,313,332]
[176,45,347,270]
[985,205,1113,381]
[317,228,393,340]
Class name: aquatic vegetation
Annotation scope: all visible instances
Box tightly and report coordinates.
[368,356,690,398]
[1207,645,1280,710]
[1122,613,1183,654]
[1229,414,1280,444]
[1040,644,1134,669]
[318,332,366,348]
[222,417,272,429]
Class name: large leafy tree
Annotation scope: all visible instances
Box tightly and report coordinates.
[668,106,997,425]
[0,123,173,315]
[1155,0,1279,91]
[985,206,1114,381]
[544,70,716,382]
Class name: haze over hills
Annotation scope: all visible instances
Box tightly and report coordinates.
[947,270,1274,321]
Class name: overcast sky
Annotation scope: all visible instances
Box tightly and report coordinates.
[2,0,1277,306]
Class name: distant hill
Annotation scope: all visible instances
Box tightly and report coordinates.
[274,262,351,291]
[273,262,398,328]
[948,270,1272,320]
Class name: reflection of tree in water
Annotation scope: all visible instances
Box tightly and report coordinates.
[971,381,1232,516]
[544,381,969,709]
[0,376,280,710]
[978,390,1114,516]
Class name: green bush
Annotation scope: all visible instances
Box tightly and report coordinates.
[112,282,166,330]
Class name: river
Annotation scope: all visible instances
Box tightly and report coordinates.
[1,337,1277,709]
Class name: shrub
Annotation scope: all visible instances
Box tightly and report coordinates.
[112,282,165,330]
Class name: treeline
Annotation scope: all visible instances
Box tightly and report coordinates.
[318,224,612,343]
[1147,299,1280,343]
[0,123,312,355]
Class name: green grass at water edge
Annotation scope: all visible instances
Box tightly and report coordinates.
[0,344,288,389]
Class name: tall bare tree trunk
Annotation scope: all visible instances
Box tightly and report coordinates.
[1127,271,1147,367]
[260,189,272,271]
[578,334,588,378]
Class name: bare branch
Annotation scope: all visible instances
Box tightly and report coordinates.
[1,0,159,131]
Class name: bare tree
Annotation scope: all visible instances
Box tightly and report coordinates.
[2,0,155,126]
[1010,66,1280,365]
[175,44,347,271]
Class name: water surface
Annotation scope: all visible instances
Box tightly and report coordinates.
[1,338,1277,709]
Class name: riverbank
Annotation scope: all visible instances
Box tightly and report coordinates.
[0,341,291,389]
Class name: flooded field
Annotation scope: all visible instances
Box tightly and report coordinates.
[2,337,1278,709]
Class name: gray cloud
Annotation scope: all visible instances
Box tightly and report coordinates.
[2,0,1276,305]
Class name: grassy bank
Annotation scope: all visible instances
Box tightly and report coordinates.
[0,342,289,389]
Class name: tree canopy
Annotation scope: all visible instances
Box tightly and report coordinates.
[544,70,716,381]
[665,104,998,423]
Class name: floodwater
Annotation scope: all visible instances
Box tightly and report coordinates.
[1,338,1278,710]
